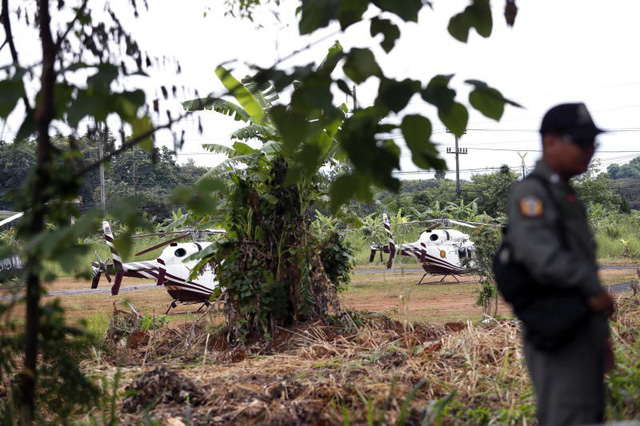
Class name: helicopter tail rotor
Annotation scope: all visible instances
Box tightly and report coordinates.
[91,262,101,289]
[369,243,385,263]
[90,251,112,289]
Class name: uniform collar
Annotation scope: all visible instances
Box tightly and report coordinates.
[531,161,578,195]
[531,160,562,184]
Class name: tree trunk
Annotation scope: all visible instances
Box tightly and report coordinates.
[20,0,55,423]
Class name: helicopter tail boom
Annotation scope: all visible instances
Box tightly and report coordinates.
[382,214,396,269]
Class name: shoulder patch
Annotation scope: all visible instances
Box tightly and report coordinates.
[518,196,544,218]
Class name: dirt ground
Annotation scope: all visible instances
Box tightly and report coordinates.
[1,267,636,327]
[2,267,639,424]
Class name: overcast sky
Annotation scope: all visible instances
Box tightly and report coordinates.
[2,0,640,180]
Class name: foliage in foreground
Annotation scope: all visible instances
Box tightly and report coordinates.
[0,300,100,423]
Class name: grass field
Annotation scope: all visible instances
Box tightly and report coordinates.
[2,265,637,337]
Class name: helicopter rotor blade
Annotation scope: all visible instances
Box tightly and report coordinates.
[90,262,101,289]
[135,233,190,257]
[447,219,476,229]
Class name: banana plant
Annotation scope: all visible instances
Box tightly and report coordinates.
[183,41,349,185]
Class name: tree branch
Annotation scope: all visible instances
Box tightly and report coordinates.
[73,113,190,179]
[1,0,32,114]
[54,0,89,52]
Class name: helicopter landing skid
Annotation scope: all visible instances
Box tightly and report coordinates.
[416,273,461,285]
[165,299,211,315]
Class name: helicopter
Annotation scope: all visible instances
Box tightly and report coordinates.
[0,211,25,283]
[91,221,224,313]
[369,214,478,284]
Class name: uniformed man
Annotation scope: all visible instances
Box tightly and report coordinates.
[505,103,614,425]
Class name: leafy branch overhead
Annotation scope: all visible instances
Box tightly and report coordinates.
[246,0,521,210]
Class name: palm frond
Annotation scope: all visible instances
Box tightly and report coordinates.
[216,66,268,126]
[231,124,278,142]
[202,144,237,156]
[182,98,249,122]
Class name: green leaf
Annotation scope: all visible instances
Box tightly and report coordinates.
[329,173,373,213]
[255,64,314,92]
[87,63,119,89]
[339,108,401,192]
[465,79,522,120]
[231,141,259,156]
[66,89,93,126]
[270,105,309,154]
[202,143,236,156]
[16,110,35,141]
[421,75,467,136]
[53,83,74,120]
[401,115,431,151]
[336,79,352,96]
[376,78,418,113]
[231,124,278,141]
[298,0,339,35]
[422,74,456,110]
[439,102,468,137]
[373,0,422,22]
[337,0,369,30]
[448,0,492,43]
[370,18,401,53]
[114,90,146,123]
[215,66,267,126]
[182,97,249,122]
[291,74,334,114]
[317,41,345,75]
[401,115,446,170]
[343,48,382,84]
[131,116,154,152]
[0,79,25,118]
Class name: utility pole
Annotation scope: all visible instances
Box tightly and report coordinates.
[517,152,528,178]
[97,122,107,214]
[446,131,467,198]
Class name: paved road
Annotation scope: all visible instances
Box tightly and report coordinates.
[0,282,159,302]
[355,265,640,274]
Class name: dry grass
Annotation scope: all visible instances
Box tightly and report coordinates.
[81,308,534,424]
[3,268,639,424]
[75,292,640,425]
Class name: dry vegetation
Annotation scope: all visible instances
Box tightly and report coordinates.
[74,292,640,425]
[2,269,639,424]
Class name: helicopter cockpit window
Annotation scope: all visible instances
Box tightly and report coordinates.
[174,248,187,258]
[430,234,439,241]
[458,248,468,258]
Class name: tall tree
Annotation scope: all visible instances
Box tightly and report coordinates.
[0,1,182,421]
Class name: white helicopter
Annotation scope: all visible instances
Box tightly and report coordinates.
[91,221,224,313]
[0,211,25,282]
[370,214,478,284]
